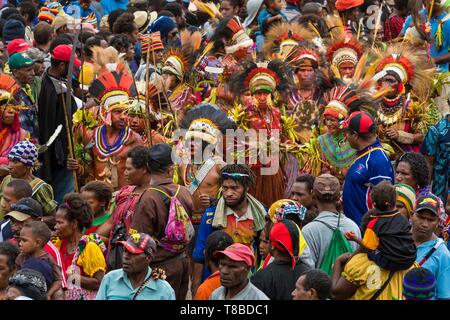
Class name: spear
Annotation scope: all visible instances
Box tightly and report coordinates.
[371,1,384,49]
[62,23,82,192]
[144,35,153,146]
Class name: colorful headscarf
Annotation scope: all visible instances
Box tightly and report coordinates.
[8,140,38,167]
[269,220,307,269]
[395,184,416,217]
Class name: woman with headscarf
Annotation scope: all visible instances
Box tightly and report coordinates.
[251,219,311,300]
[0,74,30,158]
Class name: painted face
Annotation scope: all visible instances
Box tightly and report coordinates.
[219,256,249,289]
[296,66,315,86]
[324,116,340,135]
[128,114,145,134]
[395,161,417,190]
[253,91,271,108]
[111,109,127,130]
[2,107,16,126]
[338,61,356,79]
[379,74,400,96]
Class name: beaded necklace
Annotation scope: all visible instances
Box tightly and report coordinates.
[95,125,131,157]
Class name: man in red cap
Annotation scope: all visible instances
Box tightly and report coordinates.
[37,44,81,204]
[342,111,395,226]
[96,232,175,300]
[210,243,269,300]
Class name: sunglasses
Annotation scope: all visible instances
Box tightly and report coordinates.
[221,173,249,180]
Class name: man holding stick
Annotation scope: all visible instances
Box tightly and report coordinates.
[38,44,80,203]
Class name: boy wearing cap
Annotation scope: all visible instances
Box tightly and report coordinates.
[412,194,450,299]
[38,44,80,203]
[210,243,269,300]
[342,111,395,226]
[96,233,175,300]
[9,51,39,141]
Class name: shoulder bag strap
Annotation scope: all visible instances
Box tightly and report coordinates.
[132,274,153,300]
[370,270,395,300]
[418,239,444,266]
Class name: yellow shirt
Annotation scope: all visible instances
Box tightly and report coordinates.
[342,253,417,300]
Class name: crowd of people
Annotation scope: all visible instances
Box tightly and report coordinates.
[0,0,448,301]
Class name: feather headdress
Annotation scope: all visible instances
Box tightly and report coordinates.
[180,103,236,145]
[263,22,315,60]
[162,29,203,83]
[372,43,436,101]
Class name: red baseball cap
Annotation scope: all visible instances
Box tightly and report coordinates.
[51,44,81,68]
[342,111,377,134]
[7,39,31,55]
[213,243,255,267]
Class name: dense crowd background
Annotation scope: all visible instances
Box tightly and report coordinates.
[0,0,448,301]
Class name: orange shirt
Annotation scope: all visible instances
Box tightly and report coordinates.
[194,271,221,300]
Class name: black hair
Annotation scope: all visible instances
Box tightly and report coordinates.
[109,33,132,53]
[163,2,184,17]
[219,164,256,189]
[112,12,137,35]
[96,31,112,41]
[127,145,151,172]
[84,35,103,58]
[80,181,113,208]
[79,29,96,45]
[295,14,329,38]
[7,13,26,26]
[108,8,125,33]
[18,1,37,24]
[301,269,331,300]
[221,0,243,8]
[204,231,234,268]
[58,193,94,232]
[50,57,67,68]
[49,34,72,53]
[6,179,32,200]
[22,221,52,246]
[33,21,53,46]
[395,152,430,189]
[370,180,396,211]
[0,242,20,271]
[1,7,20,21]
[147,143,173,174]
[159,10,175,18]
[295,174,315,192]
